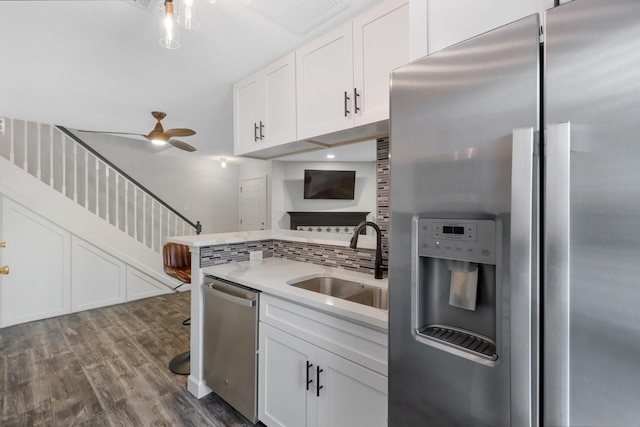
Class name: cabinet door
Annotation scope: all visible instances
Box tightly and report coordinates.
[259,323,317,427]
[353,0,410,126]
[296,23,354,140]
[263,52,296,148]
[233,74,260,156]
[316,348,387,427]
[426,0,543,53]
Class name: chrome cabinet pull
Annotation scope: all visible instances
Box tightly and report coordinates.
[254,123,259,141]
[354,88,360,113]
[259,121,264,140]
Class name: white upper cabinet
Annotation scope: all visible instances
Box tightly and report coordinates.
[425,0,551,54]
[297,0,410,140]
[296,23,354,140]
[234,0,410,156]
[234,52,296,156]
[353,0,410,126]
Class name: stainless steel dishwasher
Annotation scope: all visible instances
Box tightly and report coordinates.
[203,276,259,423]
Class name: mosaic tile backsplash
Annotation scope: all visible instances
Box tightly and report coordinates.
[200,240,274,267]
[200,238,377,275]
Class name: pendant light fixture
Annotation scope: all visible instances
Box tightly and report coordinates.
[159,0,180,50]
[177,0,200,30]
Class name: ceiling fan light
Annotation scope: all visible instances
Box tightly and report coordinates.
[159,1,180,50]
[151,138,167,145]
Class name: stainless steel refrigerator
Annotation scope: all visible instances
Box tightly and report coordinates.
[388,1,640,425]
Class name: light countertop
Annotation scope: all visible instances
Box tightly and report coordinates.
[168,229,377,250]
[202,257,388,331]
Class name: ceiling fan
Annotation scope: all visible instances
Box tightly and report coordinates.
[78,111,197,152]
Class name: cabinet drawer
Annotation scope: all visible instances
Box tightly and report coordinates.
[259,294,387,376]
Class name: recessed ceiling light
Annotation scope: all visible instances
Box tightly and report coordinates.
[326,154,335,159]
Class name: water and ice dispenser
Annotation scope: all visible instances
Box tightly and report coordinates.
[413,217,500,366]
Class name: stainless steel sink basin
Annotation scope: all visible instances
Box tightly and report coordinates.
[289,277,388,310]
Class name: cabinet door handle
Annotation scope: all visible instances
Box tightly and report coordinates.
[344,91,350,117]
[316,366,324,397]
[306,361,313,390]
[259,121,265,140]
[354,88,360,113]
[254,123,259,141]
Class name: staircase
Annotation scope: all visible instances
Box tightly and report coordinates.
[0,117,198,327]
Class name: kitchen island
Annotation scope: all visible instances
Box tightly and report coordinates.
[167,229,388,421]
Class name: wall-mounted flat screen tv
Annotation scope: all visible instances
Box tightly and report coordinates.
[304,169,356,200]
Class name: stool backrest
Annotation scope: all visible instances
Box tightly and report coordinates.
[163,242,191,283]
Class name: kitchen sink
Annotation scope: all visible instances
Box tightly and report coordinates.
[289,277,388,310]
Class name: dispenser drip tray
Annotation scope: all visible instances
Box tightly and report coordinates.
[417,325,497,361]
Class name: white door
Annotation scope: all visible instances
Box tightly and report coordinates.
[0,197,71,327]
[240,177,266,231]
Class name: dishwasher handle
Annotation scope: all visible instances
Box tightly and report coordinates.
[205,282,257,308]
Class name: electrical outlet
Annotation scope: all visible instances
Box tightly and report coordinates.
[0,117,5,135]
[249,250,263,261]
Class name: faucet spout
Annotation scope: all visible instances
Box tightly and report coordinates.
[350,221,384,279]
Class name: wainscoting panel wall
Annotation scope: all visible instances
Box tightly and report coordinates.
[71,236,126,312]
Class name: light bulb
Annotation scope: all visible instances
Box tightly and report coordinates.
[159,1,180,49]
[221,159,227,168]
[151,139,167,146]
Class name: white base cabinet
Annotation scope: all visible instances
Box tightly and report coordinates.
[258,295,388,427]
[316,345,387,427]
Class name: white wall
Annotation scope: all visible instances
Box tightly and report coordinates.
[77,132,239,234]
[271,160,377,230]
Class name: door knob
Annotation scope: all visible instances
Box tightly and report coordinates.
[0,242,5,248]
[0,266,9,275]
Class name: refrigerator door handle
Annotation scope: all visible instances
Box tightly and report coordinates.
[510,126,536,427]
[544,122,571,427]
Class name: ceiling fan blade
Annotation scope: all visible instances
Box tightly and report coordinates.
[168,139,197,152]
[164,128,196,138]
[77,130,146,137]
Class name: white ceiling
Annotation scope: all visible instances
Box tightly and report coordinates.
[0,0,384,164]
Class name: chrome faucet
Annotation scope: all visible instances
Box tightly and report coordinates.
[350,221,384,279]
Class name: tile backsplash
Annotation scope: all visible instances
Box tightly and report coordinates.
[200,238,377,275]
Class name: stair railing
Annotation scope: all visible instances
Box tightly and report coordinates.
[0,118,200,254]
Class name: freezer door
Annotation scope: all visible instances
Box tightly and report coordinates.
[545,1,640,425]
[388,14,540,427]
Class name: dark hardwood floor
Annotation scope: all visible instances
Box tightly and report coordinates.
[0,291,260,426]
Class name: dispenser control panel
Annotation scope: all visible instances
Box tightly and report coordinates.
[417,218,497,265]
